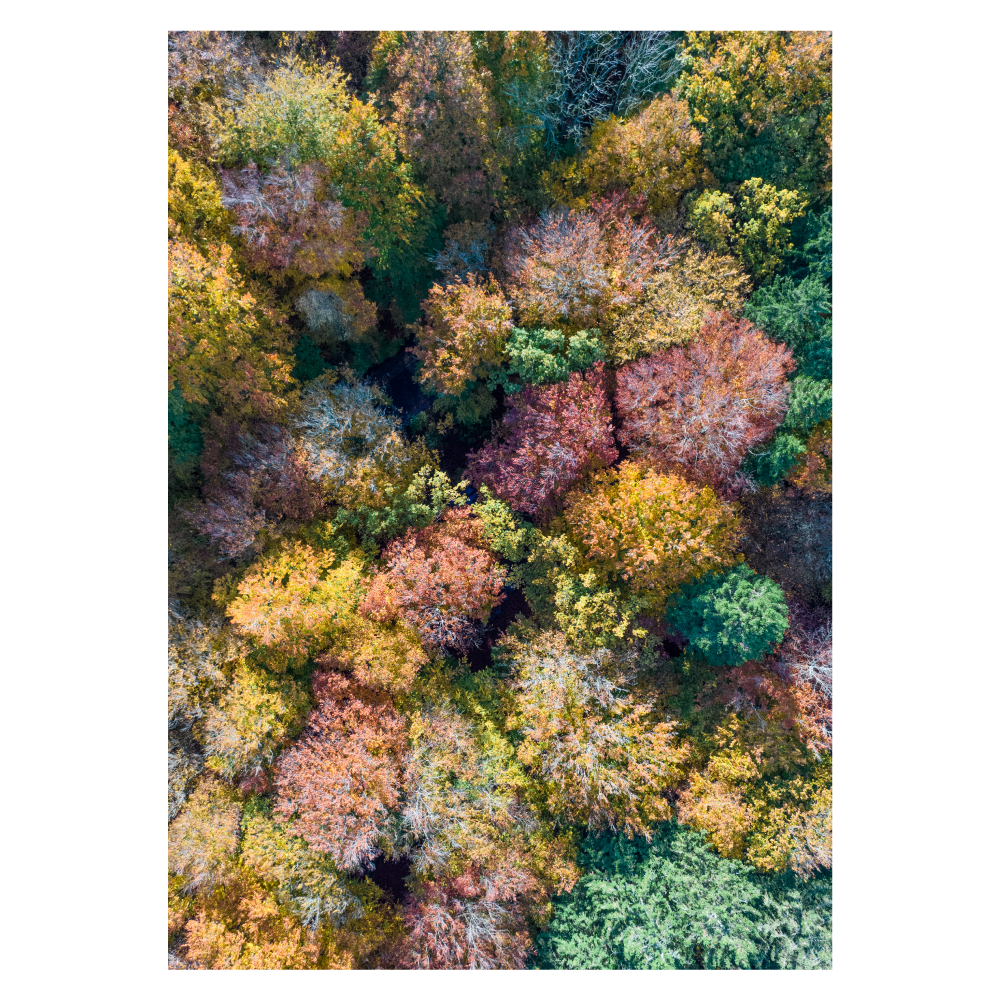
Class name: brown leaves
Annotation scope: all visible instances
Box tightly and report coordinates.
[506,201,663,331]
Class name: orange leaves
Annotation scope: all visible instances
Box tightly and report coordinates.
[789,419,832,495]
[273,672,408,871]
[168,237,293,421]
[410,275,513,396]
[317,615,428,692]
[361,508,507,653]
[582,95,708,214]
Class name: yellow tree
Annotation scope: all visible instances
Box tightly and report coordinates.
[561,461,741,613]
[168,238,294,421]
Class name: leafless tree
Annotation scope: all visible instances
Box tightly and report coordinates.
[505,31,684,152]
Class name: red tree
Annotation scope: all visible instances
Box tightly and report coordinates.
[616,311,794,488]
[402,886,532,970]
[219,160,369,280]
[272,672,407,872]
[359,509,507,653]
[466,363,619,517]
[185,420,324,559]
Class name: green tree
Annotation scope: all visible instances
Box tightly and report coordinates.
[677,31,832,203]
[488,327,605,393]
[742,375,832,486]
[533,821,831,969]
[743,205,832,379]
[666,563,789,666]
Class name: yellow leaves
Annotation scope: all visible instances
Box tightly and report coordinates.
[745,780,832,877]
[609,242,754,365]
[227,544,367,666]
[562,460,740,611]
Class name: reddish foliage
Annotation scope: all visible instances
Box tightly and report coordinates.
[380,31,501,222]
[402,885,531,970]
[168,101,208,158]
[505,197,663,330]
[616,311,795,488]
[219,160,368,278]
[466,363,619,517]
[185,420,324,559]
[359,509,507,653]
[272,672,407,872]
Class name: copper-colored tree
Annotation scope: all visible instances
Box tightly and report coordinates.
[505,199,662,331]
[186,421,324,559]
[219,161,366,275]
[359,509,507,653]
[616,311,794,488]
[466,362,618,517]
[272,671,408,871]
[409,275,513,397]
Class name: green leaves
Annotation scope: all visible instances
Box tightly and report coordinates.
[488,326,605,393]
[533,822,832,969]
[690,178,807,282]
[666,563,789,666]
[742,374,832,485]
[333,464,468,557]
[784,375,833,431]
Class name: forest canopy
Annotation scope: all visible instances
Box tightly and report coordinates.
[168,28,833,971]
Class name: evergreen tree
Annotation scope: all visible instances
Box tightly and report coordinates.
[666,563,789,666]
[533,822,831,969]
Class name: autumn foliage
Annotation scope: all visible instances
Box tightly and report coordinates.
[504,200,663,331]
[166,31,834,972]
[467,362,618,517]
[546,93,709,216]
[226,546,365,667]
[273,671,408,872]
[374,31,502,223]
[410,275,513,396]
[562,460,741,609]
[503,630,689,836]
[360,508,507,653]
[616,311,795,488]
[168,238,294,422]
[186,423,324,559]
